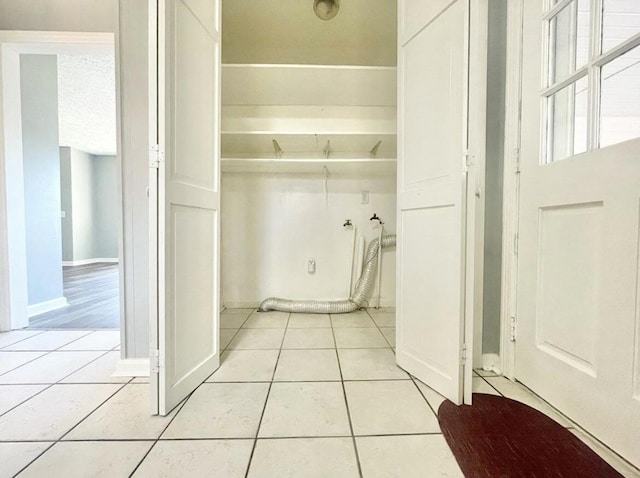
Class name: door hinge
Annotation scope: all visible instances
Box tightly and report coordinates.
[462,149,471,173]
[150,144,164,169]
[460,344,468,364]
[510,316,517,342]
[150,349,162,373]
[513,232,519,256]
[514,147,521,174]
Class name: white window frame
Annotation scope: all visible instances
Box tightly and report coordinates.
[541,0,640,163]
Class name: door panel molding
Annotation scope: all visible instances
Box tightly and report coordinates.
[514,0,640,467]
[396,0,487,405]
[149,0,221,416]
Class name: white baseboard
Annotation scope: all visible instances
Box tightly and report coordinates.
[223,301,261,309]
[63,258,119,266]
[366,300,396,309]
[482,353,502,375]
[223,299,396,309]
[113,358,150,377]
[27,297,69,317]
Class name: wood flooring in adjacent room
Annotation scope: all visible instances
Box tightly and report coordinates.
[29,263,120,329]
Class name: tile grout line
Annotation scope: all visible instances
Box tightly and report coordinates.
[0,347,117,420]
[330,313,364,478]
[364,309,440,425]
[0,350,102,417]
[476,374,505,397]
[2,331,156,475]
[10,313,639,476]
[128,312,246,477]
[0,352,51,378]
[0,335,133,475]
[224,345,395,351]
[0,431,451,445]
[12,381,129,477]
[485,375,578,426]
[221,318,251,353]
[364,308,395,349]
[205,312,255,381]
[0,330,101,377]
[127,394,193,477]
[0,330,49,351]
[243,311,290,478]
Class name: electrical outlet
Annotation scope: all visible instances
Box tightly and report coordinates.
[361,190,369,204]
[61,211,66,218]
[307,259,316,274]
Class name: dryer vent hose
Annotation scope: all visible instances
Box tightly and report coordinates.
[258,234,396,314]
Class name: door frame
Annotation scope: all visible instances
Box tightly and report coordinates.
[499,0,524,380]
[0,31,126,338]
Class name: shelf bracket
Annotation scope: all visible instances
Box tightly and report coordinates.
[324,140,331,159]
[370,140,382,158]
[272,139,283,159]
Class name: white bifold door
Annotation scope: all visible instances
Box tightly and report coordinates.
[396,0,487,405]
[148,0,221,415]
[516,0,640,467]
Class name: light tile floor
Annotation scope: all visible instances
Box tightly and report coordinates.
[1,313,638,477]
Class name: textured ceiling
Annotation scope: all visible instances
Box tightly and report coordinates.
[57,54,116,156]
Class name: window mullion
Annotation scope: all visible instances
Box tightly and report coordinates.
[587,0,603,150]
[542,7,552,163]
[542,67,588,97]
[544,0,573,21]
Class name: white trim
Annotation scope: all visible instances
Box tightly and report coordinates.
[113,358,150,377]
[62,258,119,266]
[27,297,69,317]
[222,63,397,71]
[500,0,524,380]
[222,299,397,310]
[147,0,160,416]
[0,43,28,331]
[0,31,113,44]
[482,353,502,374]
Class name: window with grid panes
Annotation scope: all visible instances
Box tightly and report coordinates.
[543,0,640,163]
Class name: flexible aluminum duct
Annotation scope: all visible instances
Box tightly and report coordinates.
[258,234,396,313]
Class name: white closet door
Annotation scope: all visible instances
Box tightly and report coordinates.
[149,0,221,415]
[396,0,487,405]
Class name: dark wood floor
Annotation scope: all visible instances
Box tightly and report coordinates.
[29,263,120,329]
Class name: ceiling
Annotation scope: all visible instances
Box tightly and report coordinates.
[57,54,117,156]
[222,0,397,66]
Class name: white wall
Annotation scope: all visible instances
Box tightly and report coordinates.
[61,147,119,262]
[59,147,74,262]
[222,172,396,308]
[117,0,149,358]
[69,148,94,261]
[20,54,65,307]
[93,154,119,258]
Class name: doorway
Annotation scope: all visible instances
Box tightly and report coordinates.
[0,32,124,334]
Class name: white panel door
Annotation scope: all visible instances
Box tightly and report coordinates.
[516,0,640,467]
[149,0,221,415]
[396,0,487,405]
